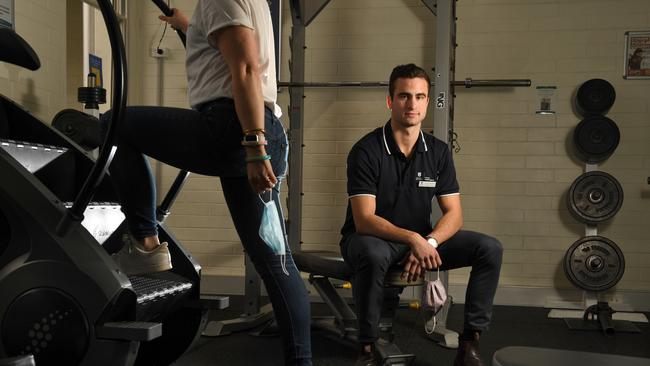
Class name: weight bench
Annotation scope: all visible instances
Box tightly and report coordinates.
[293,251,423,366]
[492,346,650,366]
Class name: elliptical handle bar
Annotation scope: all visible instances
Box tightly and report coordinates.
[151,0,187,47]
[57,0,127,236]
[150,0,190,223]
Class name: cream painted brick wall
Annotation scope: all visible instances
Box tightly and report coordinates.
[0,1,67,122]
[135,0,650,296]
[455,0,650,293]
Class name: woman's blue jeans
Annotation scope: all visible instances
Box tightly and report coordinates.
[100,99,312,365]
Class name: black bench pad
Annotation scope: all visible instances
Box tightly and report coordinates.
[293,251,352,281]
[293,251,424,287]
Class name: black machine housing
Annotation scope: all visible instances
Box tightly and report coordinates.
[0,4,226,365]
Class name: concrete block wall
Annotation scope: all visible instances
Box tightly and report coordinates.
[134,0,650,307]
[0,1,67,123]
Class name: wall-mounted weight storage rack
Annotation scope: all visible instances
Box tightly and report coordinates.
[562,78,640,335]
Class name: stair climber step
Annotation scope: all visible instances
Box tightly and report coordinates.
[64,202,124,245]
[128,274,194,305]
[96,321,162,341]
[185,294,230,310]
[0,139,67,173]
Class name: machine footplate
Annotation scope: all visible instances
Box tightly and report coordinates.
[129,274,193,305]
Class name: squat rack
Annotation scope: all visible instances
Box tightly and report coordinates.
[282,0,532,349]
[284,0,531,253]
[200,0,532,342]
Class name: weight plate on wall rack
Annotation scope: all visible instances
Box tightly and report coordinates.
[563,236,625,292]
[567,171,623,225]
[573,115,620,164]
[575,78,616,116]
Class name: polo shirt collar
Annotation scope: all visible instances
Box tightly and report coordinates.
[382,120,428,156]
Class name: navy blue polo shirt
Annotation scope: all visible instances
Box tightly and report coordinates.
[340,121,460,241]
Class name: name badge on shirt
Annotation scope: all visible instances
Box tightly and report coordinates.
[416,171,437,188]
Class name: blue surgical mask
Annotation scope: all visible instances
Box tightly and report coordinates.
[259,194,289,275]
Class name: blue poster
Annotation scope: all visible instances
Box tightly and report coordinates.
[0,0,14,29]
[89,54,103,87]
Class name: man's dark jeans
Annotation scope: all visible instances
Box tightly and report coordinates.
[340,230,502,344]
[100,99,311,365]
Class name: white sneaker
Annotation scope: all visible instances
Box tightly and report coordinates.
[113,235,172,275]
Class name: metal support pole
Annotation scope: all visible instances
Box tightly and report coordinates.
[150,0,190,224]
[287,0,306,253]
[421,0,437,15]
[427,0,460,350]
[297,0,332,27]
[202,250,275,337]
[244,254,262,315]
[432,0,455,144]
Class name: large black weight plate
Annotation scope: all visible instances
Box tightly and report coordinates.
[573,116,620,164]
[567,171,623,225]
[575,78,615,116]
[564,236,625,291]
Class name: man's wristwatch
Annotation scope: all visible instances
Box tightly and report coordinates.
[425,235,438,249]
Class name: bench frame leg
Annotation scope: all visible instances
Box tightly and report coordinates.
[309,275,415,366]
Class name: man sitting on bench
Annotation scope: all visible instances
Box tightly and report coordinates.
[340,63,503,366]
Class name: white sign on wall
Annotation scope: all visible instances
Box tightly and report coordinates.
[0,0,13,29]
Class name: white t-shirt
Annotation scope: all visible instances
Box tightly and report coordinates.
[186,0,281,117]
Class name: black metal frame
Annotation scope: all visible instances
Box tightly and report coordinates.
[293,251,418,366]
[57,0,128,236]
[148,0,193,223]
[0,2,229,365]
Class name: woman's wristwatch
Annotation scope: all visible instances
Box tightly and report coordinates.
[241,133,267,146]
[425,235,438,249]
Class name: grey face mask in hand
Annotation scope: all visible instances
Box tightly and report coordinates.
[423,267,447,334]
[258,194,289,275]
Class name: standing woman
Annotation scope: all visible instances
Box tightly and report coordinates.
[101,1,312,365]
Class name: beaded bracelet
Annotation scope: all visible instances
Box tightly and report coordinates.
[245,154,271,163]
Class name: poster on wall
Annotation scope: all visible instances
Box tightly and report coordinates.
[535,86,557,115]
[624,31,650,79]
[89,54,103,87]
[0,0,14,29]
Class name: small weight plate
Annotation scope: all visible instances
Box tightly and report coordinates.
[575,78,616,116]
[573,116,620,164]
[567,171,623,225]
[563,236,625,292]
[77,86,107,104]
